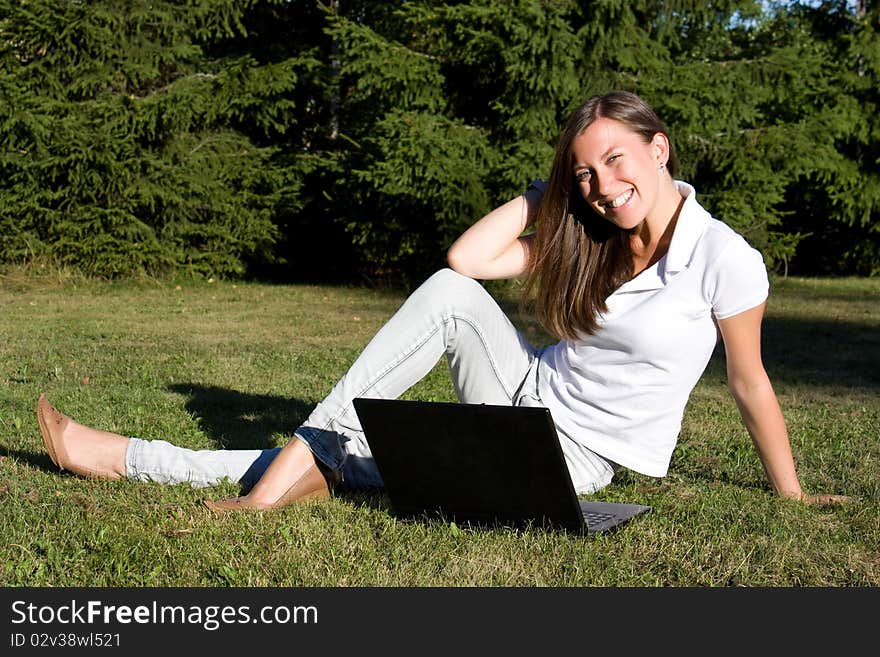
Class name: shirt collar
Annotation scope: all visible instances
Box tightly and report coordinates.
[612,180,709,294]
[663,180,710,277]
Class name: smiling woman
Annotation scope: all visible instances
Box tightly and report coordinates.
[36,91,846,512]
[571,119,673,230]
[522,92,685,339]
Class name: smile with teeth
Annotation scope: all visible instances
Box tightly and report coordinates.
[602,188,633,209]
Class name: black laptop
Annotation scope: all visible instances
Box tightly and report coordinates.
[352,398,651,534]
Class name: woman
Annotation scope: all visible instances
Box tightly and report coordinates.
[37,91,844,508]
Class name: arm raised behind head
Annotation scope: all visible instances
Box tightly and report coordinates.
[446,183,545,281]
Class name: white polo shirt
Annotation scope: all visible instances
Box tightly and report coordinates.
[537,181,769,477]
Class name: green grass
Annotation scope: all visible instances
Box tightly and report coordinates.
[1,269,877,586]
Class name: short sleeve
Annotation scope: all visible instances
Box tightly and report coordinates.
[710,237,770,319]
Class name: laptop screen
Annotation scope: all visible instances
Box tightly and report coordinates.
[352,398,587,530]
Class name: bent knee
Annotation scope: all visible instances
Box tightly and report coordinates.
[417,268,488,308]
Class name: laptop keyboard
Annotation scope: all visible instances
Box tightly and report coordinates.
[582,510,615,525]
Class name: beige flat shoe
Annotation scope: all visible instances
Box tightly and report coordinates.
[204,461,338,513]
[37,393,74,472]
[37,393,119,479]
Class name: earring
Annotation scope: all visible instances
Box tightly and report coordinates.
[658,162,666,172]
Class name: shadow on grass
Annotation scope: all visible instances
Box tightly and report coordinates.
[697,316,880,391]
[166,383,315,450]
[165,383,392,506]
[759,316,878,390]
[0,444,57,473]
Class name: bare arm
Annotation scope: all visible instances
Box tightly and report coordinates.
[717,303,802,498]
[446,185,544,280]
[717,303,848,505]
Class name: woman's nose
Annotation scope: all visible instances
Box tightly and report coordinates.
[593,170,613,198]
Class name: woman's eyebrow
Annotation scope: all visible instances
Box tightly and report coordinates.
[572,146,620,170]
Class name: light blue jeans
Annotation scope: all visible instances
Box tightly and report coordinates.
[125,269,616,494]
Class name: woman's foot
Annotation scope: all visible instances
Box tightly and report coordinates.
[204,437,338,512]
[37,394,128,480]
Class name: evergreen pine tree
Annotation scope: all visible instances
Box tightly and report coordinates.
[0,0,322,277]
[1,0,875,279]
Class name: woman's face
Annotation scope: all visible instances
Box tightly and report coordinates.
[570,117,668,231]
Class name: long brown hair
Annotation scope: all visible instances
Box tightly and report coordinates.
[523,91,677,340]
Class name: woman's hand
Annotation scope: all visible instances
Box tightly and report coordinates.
[780,490,851,506]
[796,493,852,506]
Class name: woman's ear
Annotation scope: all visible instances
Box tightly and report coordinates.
[652,132,670,167]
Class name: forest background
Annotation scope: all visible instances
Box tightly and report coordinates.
[1,0,878,283]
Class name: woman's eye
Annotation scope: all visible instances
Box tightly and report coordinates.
[576,170,591,182]
[608,154,621,163]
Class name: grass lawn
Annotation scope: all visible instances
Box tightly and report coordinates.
[0,270,877,586]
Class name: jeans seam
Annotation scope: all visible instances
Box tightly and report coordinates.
[444,311,525,400]
[306,309,526,466]
[300,321,445,471]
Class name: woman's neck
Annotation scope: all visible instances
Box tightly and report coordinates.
[629,179,685,275]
